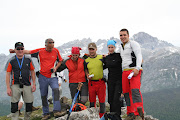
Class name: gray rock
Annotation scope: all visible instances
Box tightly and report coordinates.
[145,115,159,120]
[121,107,159,120]
[55,107,100,120]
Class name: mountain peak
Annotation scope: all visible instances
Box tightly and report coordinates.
[132,32,173,50]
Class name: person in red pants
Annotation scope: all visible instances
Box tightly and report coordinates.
[85,43,106,118]
[119,29,144,120]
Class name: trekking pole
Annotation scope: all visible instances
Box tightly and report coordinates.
[66,82,83,120]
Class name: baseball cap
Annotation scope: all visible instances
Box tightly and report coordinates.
[15,42,24,48]
[88,43,97,49]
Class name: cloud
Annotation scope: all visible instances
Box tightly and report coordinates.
[0,0,180,55]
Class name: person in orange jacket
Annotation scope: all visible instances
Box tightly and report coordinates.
[57,47,88,105]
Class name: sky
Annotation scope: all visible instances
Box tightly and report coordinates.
[0,0,180,55]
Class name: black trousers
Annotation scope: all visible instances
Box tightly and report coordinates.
[107,78,122,116]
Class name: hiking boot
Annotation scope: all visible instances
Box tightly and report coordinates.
[124,113,135,120]
[32,106,39,111]
[54,111,67,118]
[41,114,50,120]
[19,110,22,116]
[137,107,144,120]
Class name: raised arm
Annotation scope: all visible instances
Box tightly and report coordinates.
[9,49,30,54]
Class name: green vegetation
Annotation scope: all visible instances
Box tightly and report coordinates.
[0,100,109,120]
[0,100,10,116]
[143,87,180,120]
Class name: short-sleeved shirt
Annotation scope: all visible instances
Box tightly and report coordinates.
[30,48,63,78]
[85,55,103,80]
[5,55,35,85]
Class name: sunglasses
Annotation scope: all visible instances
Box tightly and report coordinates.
[88,48,95,50]
[48,42,54,44]
[16,48,24,50]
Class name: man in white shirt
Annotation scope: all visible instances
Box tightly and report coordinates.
[119,29,144,120]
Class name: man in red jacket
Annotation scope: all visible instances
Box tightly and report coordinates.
[57,47,88,104]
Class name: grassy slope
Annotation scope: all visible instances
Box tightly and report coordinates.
[143,87,180,120]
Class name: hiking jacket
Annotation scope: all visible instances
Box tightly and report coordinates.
[57,57,87,83]
[120,40,142,71]
[103,53,122,81]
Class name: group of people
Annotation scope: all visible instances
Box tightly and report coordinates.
[5,28,144,120]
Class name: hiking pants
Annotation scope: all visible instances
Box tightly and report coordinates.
[11,84,33,120]
[69,82,88,104]
[88,80,106,118]
[122,70,144,116]
[107,79,122,116]
[38,74,61,115]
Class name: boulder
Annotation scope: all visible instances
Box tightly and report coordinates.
[55,107,100,120]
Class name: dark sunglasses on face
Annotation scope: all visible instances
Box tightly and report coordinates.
[120,34,127,36]
[88,48,95,50]
[48,42,54,44]
[16,48,24,50]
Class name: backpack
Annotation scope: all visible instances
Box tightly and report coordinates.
[72,103,87,111]
[103,112,122,120]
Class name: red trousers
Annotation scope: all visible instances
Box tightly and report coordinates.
[122,70,144,116]
[88,80,106,118]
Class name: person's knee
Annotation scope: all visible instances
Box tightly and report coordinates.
[25,103,33,112]
[41,95,48,106]
[11,102,18,113]
[53,88,60,101]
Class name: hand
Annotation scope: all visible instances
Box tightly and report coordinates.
[102,55,107,58]
[7,88,12,96]
[51,67,57,73]
[58,83,61,87]
[9,49,15,53]
[32,84,36,92]
[87,74,91,80]
[53,67,57,73]
[132,69,139,77]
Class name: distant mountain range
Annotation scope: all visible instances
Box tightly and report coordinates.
[58,32,180,93]
[0,32,180,117]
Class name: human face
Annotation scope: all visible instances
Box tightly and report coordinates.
[88,48,97,57]
[72,54,79,61]
[15,47,24,58]
[108,45,115,54]
[120,31,129,44]
[46,40,54,52]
